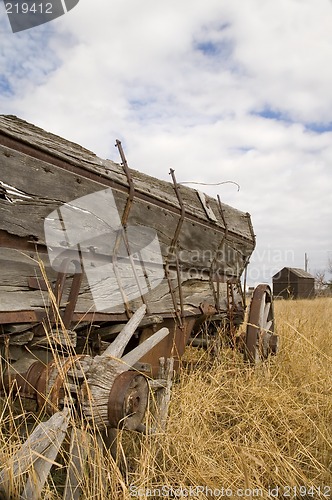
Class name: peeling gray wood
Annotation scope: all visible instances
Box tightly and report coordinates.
[155,357,174,431]
[0,244,230,315]
[0,115,253,318]
[104,304,146,357]
[0,115,254,241]
[0,144,102,201]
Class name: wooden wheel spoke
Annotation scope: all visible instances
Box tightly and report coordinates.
[263,301,271,327]
[265,320,273,333]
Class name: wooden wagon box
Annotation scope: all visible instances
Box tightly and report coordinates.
[0,115,256,372]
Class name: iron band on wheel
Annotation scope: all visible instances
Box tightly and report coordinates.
[107,370,149,430]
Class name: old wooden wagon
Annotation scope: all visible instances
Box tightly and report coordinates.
[0,115,277,498]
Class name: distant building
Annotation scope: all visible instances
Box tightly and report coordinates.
[272,267,315,299]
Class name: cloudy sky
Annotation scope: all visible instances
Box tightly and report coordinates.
[1,0,332,286]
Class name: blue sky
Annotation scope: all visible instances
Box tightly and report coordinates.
[1,0,332,285]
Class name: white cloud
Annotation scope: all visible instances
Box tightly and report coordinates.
[1,0,332,285]
[231,0,332,122]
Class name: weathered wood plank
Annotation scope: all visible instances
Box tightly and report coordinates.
[0,244,231,315]
[63,427,90,500]
[0,277,225,317]
[104,304,146,357]
[0,169,252,268]
[0,144,102,201]
[0,409,70,499]
[0,115,254,241]
[155,357,174,430]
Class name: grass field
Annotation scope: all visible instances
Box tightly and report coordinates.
[0,298,331,499]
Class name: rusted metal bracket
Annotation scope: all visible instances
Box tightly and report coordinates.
[166,169,185,327]
[0,360,44,400]
[27,277,48,291]
[241,212,256,309]
[209,195,230,311]
[0,230,45,252]
[114,140,150,316]
[62,272,84,329]
[32,257,83,336]
[226,279,237,338]
[115,140,134,229]
[0,310,128,326]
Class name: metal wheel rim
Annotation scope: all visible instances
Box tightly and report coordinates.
[245,284,275,364]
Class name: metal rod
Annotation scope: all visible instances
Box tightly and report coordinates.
[115,140,149,315]
[167,169,185,325]
[115,139,134,228]
[208,195,230,311]
[169,169,185,252]
[33,258,72,336]
[62,254,84,329]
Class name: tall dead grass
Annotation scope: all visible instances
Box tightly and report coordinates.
[0,298,331,499]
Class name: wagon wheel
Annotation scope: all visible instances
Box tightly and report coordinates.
[244,284,278,364]
[0,305,172,499]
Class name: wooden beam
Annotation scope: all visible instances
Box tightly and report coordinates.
[104,304,146,358]
[0,409,70,499]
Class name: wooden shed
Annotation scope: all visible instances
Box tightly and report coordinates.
[272,267,315,299]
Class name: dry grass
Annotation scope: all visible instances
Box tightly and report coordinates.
[0,298,331,499]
